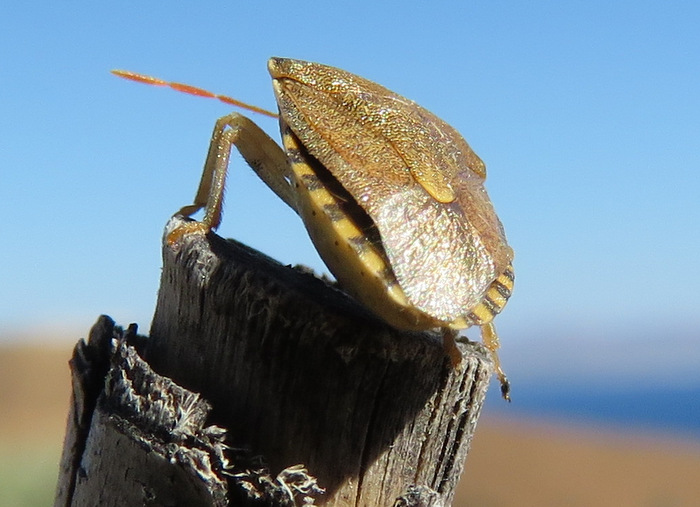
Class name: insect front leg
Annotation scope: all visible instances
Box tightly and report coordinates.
[442,328,463,368]
[169,113,296,243]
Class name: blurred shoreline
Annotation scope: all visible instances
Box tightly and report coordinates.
[2,341,700,506]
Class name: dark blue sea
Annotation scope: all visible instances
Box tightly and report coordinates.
[483,383,700,442]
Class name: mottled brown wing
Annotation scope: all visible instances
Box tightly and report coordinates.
[271,58,511,321]
[373,175,511,321]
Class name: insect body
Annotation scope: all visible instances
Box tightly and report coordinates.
[114,58,514,399]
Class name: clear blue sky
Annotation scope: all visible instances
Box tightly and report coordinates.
[2,2,699,387]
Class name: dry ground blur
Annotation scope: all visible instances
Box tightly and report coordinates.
[1,340,699,506]
[0,344,72,506]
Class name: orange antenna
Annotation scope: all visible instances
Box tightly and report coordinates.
[111,69,279,119]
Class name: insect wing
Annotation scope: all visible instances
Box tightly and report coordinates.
[375,176,511,321]
[270,58,511,322]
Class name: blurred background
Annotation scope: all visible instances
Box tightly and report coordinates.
[1,1,699,505]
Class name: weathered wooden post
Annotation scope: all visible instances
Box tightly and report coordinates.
[55,216,494,506]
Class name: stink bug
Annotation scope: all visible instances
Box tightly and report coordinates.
[113,58,515,399]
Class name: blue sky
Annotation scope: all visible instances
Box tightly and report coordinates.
[2,2,699,390]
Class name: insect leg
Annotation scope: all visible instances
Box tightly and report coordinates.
[442,328,463,367]
[169,113,296,243]
[481,322,511,401]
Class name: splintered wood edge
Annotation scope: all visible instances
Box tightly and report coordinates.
[157,215,496,363]
[56,317,324,507]
[55,315,113,506]
[160,215,392,330]
[146,216,494,506]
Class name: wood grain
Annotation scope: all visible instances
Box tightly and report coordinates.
[55,216,493,506]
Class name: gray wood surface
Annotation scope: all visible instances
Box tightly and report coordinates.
[55,216,494,506]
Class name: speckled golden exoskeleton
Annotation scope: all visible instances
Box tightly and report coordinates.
[113,57,515,399]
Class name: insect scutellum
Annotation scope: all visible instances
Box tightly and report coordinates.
[113,57,515,399]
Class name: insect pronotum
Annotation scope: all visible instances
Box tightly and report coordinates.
[113,58,515,399]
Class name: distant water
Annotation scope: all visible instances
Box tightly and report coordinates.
[483,383,700,441]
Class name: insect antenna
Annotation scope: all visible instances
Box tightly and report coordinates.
[111,69,279,119]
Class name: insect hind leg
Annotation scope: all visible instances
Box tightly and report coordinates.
[169,113,295,244]
[481,322,511,401]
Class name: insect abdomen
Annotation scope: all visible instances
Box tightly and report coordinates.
[462,266,515,327]
[282,126,440,329]
[282,124,514,332]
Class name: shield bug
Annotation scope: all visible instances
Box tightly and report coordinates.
[113,58,515,399]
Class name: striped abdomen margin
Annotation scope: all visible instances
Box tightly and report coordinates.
[281,125,513,329]
[281,127,412,309]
